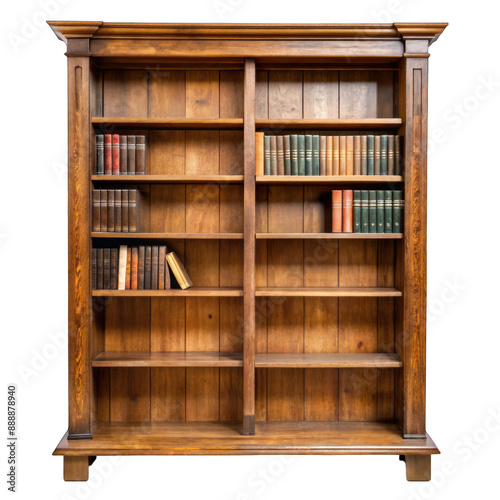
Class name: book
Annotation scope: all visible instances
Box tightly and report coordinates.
[255,132,264,175]
[96,135,104,175]
[97,248,103,289]
[342,190,353,233]
[128,189,138,233]
[104,134,112,175]
[332,190,342,233]
[374,135,381,175]
[164,252,171,289]
[387,135,395,175]
[380,135,388,175]
[384,190,393,233]
[127,136,136,175]
[125,247,131,290]
[121,189,129,232]
[270,135,277,175]
[346,135,354,175]
[353,190,361,233]
[361,190,369,233]
[361,135,368,175]
[312,135,320,175]
[119,135,128,174]
[377,190,385,233]
[107,190,115,232]
[339,135,346,175]
[353,135,361,175]
[118,245,127,290]
[367,135,374,175]
[166,252,193,289]
[369,190,377,233]
[393,190,403,233]
[158,246,167,290]
[290,135,298,175]
[136,135,146,174]
[131,247,139,290]
[92,249,97,289]
[277,135,285,175]
[92,189,100,232]
[99,189,107,232]
[138,245,145,290]
[112,134,120,174]
[110,248,118,290]
[326,135,333,176]
[152,246,159,290]
[264,135,271,175]
[319,135,326,176]
[103,249,111,289]
[333,136,340,175]
[145,246,152,290]
[284,135,291,175]
[305,135,313,175]
[395,135,403,176]
[114,190,122,232]
[297,135,305,175]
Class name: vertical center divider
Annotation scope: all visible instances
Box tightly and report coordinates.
[243,58,256,435]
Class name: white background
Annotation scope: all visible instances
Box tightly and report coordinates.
[1,1,499,499]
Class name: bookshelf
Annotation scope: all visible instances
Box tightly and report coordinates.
[48,21,446,482]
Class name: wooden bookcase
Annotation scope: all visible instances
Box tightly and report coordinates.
[48,21,446,482]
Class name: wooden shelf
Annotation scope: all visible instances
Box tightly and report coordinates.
[256,175,403,184]
[91,175,244,184]
[256,287,402,297]
[256,233,403,239]
[53,421,439,456]
[255,353,402,368]
[93,351,243,367]
[91,232,243,239]
[92,287,243,297]
[255,118,402,129]
[92,117,243,129]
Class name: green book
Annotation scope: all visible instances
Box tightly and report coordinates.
[384,190,393,233]
[376,190,385,233]
[387,135,395,175]
[380,135,388,175]
[270,136,278,175]
[264,135,271,175]
[393,190,403,233]
[353,190,361,233]
[361,190,369,233]
[290,135,298,175]
[298,135,305,175]
[284,135,291,175]
[367,135,374,175]
[361,135,367,175]
[305,135,313,175]
[369,191,377,233]
[395,136,403,176]
[312,135,320,175]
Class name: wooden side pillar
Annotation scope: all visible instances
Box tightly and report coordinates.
[243,59,256,435]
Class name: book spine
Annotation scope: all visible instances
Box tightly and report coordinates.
[96,135,104,175]
[384,190,393,233]
[119,135,128,174]
[387,135,395,175]
[353,190,361,233]
[393,190,403,233]
[255,132,264,176]
[145,246,152,290]
[151,246,159,290]
[361,135,368,175]
[395,136,403,176]
[92,248,97,289]
[125,247,131,289]
[127,135,136,175]
[312,135,320,175]
[326,135,333,176]
[369,190,377,233]
[332,190,342,233]
[158,246,166,290]
[121,190,129,232]
[131,247,139,290]
[112,134,120,175]
[97,248,103,289]
[377,190,385,233]
[346,135,354,175]
[107,190,115,232]
[353,135,361,175]
[290,135,298,175]
[92,189,100,232]
[104,134,112,175]
[361,190,369,233]
[342,190,353,233]
[380,135,388,175]
[138,245,145,290]
[110,248,118,290]
[298,135,305,175]
[367,135,374,175]
[277,135,285,175]
[128,189,137,233]
[333,136,340,175]
[103,248,111,289]
[264,135,271,175]
[164,250,171,289]
[270,135,277,175]
[118,245,127,290]
[99,189,107,232]
[319,135,326,176]
[284,135,291,175]
[374,135,381,175]
[136,135,146,174]
[166,252,193,289]
[339,135,346,175]
[305,135,313,175]
[114,189,121,232]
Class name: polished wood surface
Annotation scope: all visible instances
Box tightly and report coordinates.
[91,175,243,183]
[256,175,403,184]
[255,353,402,368]
[63,456,89,481]
[255,118,402,129]
[256,233,403,239]
[92,287,243,297]
[92,117,243,129]
[256,287,402,297]
[91,232,244,239]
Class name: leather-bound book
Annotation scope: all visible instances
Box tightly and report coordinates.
[377,190,385,233]
[333,136,340,175]
[92,189,100,232]
[107,190,115,232]
[114,190,121,232]
[125,247,132,290]
[136,135,146,174]
[164,250,171,289]
[264,135,271,175]
[277,135,285,175]
[367,135,374,175]
[96,135,104,175]
[130,247,139,290]
[145,246,152,290]
[128,189,138,233]
[342,190,353,233]
[110,248,118,289]
[361,135,368,175]
[117,245,127,290]
[119,136,128,174]
[158,246,167,290]
[369,190,377,233]
[99,190,107,232]
[326,136,333,176]
[387,135,395,175]
[395,136,403,175]
[92,248,97,289]
[332,190,342,233]
[104,134,112,175]
[374,135,381,175]
[297,135,305,175]
[319,135,326,176]
[121,190,129,232]
[305,135,313,175]
[284,135,291,175]
[353,135,361,175]
[255,132,264,175]
[384,190,393,233]
[138,246,145,290]
[97,248,103,289]
[112,134,120,174]
[380,135,388,175]
[290,135,298,175]
[103,248,111,289]
[270,135,277,175]
[151,246,159,290]
[166,252,193,289]
[346,136,354,175]
[353,190,361,233]
[339,135,346,175]
[312,135,320,175]
[127,136,136,174]
[361,190,369,233]
[393,190,403,233]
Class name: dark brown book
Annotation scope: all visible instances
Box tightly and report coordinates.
[319,135,327,175]
[97,248,103,289]
[110,248,118,290]
[107,190,115,232]
[119,135,128,174]
[164,251,171,289]
[92,248,97,289]
[103,248,111,289]
[125,247,131,290]
[92,189,100,232]
[145,246,152,290]
[127,136,136,174]
[131,247,139,290]
[114,189,122,232]
[138,245,145,290]
[151,246,159,290]
[158,246,167,290]
[136,135,146,174]
[277,135,285,175]
[128,189,138,233]
[121,190,129,232]
[99,189,107,232]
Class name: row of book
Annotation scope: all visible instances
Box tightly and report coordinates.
[95,134,147,175]
[92,189,140,233]
[92,246,193,290]
[332,190,404,234]
[255,133,403,176]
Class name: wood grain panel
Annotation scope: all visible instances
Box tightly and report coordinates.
[149,130,185,175]
[150,184,186,233]
[338,240,377,286]
[103,70,148,117]
[220,185,244,233]
[186,70,219,118]
[220,240,243,288]
[220,368,243,421]
[268,71,303,118]
[303,71,339,119]
[220,131,244,175]
[186,367,219,421]
[186,185,219,233]
[148,70,186,118]
[220,71,244,118]
[255,70,269,119]
[186,131,219,175]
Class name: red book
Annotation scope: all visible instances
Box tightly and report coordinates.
[332,190,342,233]
[131,247,138,290]
[343,190,353,233]
[112,134,120,174]
[104,134,112,175]
[125,247,131,290]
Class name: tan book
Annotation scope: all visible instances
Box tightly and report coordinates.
[255,132,264,175]
[339,136,346,175]
[158,246,167,290]
[117,245,128,290]
[166,251,193,290]
[326,136,333,176]
[346,136,354,175]
[354,135,361,175]
[333,136,340,175]
[125,247,131,290]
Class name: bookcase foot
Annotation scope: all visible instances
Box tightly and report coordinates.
[64,456,89,481]
[404,455,431,481]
